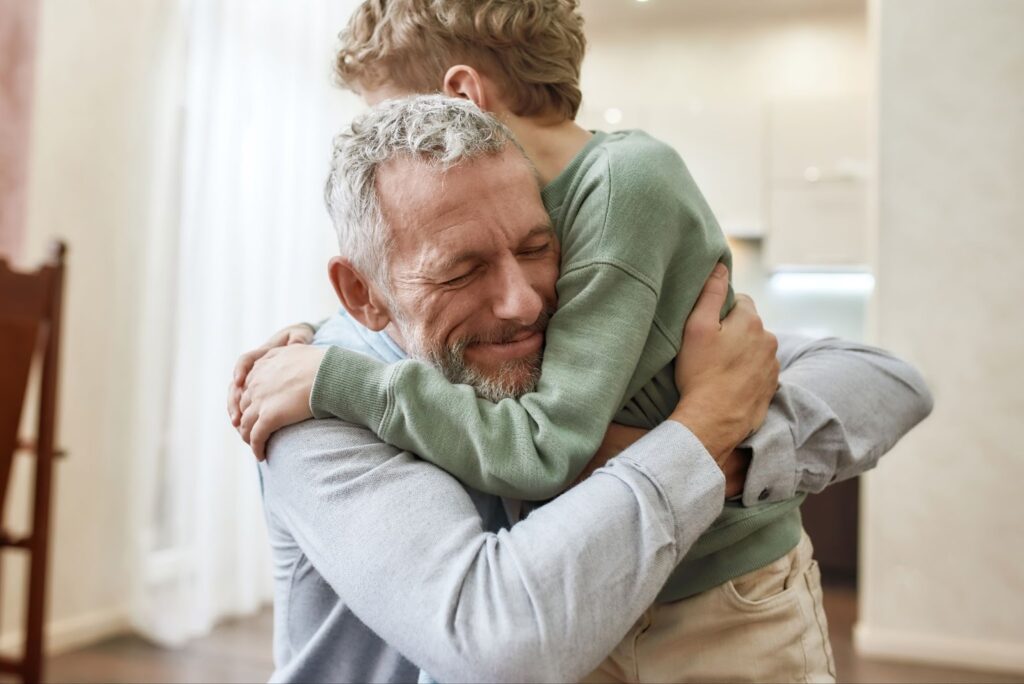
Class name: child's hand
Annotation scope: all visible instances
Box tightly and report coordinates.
[227,323,315,428]
[236,344,327,461]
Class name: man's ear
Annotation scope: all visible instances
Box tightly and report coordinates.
[328,257,392,331]
[443,65,493,112]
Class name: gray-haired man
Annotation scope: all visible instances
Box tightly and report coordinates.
[233,96,931,683]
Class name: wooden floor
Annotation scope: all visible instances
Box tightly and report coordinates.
[38,585,1022,683]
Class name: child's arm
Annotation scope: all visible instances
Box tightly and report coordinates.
[311,153,731,500]
[313,264,686,499]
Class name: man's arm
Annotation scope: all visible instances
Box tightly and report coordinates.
[262,418,723,683]
[740,334,933,505]
[584,334,932,504]
[259,272,777,682]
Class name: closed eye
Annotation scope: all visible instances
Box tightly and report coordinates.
[518,241,552,258]
[441,267,479,288]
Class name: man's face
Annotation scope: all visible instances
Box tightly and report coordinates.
[376,148,559,401]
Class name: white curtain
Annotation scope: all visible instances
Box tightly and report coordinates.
[130,0,364,646]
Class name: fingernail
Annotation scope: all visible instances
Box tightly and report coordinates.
[713,264,727,277]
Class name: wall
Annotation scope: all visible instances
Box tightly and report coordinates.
[578,3,872,342]
[0,0,38,261]
[5,0,185,654]
[578,2,868,237]
[11,0,355,654]
[859,0,1024,674]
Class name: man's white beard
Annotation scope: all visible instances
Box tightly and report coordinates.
[400,307,553,402]
[431,348,541,403]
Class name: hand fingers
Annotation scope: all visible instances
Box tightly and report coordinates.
[722,293,764,335]
[286,327,313,345]
[227,380,243,427]
[734,292,755,311]
[234,347,269,386]
[266,328,291,347]
[251,420,270,461]
[239,407,258,444]
[686,263,730,336]
[240,388,254,415]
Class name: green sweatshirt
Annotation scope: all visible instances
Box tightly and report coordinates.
[312,130,803,601]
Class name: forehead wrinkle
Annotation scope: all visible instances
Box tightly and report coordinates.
[408,233,490,279]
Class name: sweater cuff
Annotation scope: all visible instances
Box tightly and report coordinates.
[310,346,393,431]
[616,421,725,556]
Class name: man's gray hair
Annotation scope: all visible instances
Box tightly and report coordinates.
[324,94,522,287]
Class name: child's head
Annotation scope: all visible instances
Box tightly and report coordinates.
[335,0,586,121]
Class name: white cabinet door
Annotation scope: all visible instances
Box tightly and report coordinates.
[766,185,868,268]
[765,96,869,269]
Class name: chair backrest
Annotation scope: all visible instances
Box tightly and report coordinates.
[0,243,65,517]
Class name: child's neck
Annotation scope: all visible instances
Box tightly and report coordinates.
[502,114,592,186]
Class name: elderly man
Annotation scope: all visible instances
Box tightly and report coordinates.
[236,97,931,683]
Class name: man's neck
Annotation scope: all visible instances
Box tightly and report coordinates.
[502,115,592,186]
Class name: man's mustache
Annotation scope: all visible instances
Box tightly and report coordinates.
[454,306,555,350]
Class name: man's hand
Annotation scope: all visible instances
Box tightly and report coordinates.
[236,344,327,461]
[227,323,315,427]
[671,264,779,463]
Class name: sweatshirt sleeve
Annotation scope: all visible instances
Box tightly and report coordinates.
[312,266,667,500]
[310,140,731,501]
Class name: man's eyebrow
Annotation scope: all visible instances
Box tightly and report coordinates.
[519,223,556,244]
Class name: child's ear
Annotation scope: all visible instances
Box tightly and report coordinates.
[328,257,392,331]
[443,65,491,111]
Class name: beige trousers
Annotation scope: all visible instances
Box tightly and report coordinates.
[581,531,836,683]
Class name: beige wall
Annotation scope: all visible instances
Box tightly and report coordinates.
[859,0,1024,674]
[6,0,183,653]
[578,4,868,238]
[0,0,38,261]
[581,5,869,106]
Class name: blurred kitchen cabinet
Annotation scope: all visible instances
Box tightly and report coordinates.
[764,96,869,269]
[644,101,765,239]
[802,477,859,584]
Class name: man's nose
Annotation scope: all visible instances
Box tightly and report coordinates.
[490,258,543,326]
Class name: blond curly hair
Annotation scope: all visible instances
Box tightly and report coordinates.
[335,0,586,120]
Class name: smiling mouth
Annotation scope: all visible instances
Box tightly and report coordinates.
[467,330,544,360]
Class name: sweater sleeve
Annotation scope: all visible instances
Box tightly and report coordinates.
[310,142,732,501]
[312,266,663,500]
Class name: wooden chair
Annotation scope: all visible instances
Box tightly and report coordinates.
[0,241,66,683]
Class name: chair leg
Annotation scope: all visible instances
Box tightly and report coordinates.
[23,548,46,683]
[24,452,55,684]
